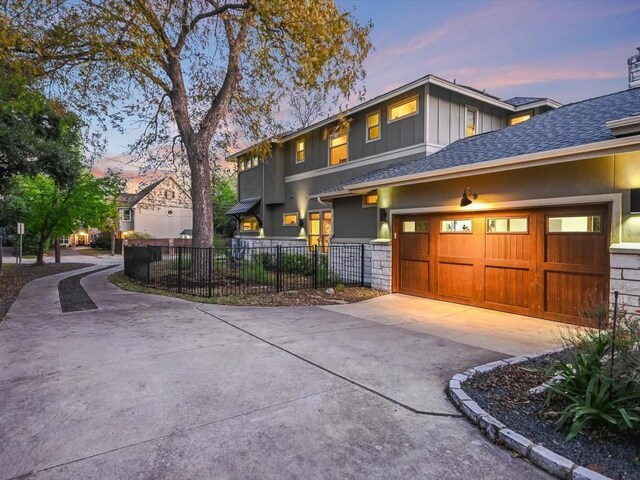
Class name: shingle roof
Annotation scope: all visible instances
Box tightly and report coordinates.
[318,88,640,196]
[117,178,165,207]
[225,197,261,215]
[504,96,546,107]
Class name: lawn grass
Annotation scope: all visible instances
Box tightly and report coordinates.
[75,248,121,257]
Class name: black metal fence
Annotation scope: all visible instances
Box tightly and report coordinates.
[124,244,366,297]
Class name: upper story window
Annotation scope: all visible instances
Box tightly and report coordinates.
[165,190,175,200]
[465,106,478,137]
[238,158,245,171]
[508,112,532,126]
[120,209,131,222]
[250,156,259,168]
[295,139,305,163]
[388,96,418,123]
[239,156,259,171]
[366,112,380,141]
[329,127,348,165]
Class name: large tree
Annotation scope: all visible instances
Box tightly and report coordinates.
[3,0,372,247]
[2,172,121,265]
[0,65,83,190]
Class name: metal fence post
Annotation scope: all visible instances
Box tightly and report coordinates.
[208,247,213,297]
[313,245,318,290]
[147,245,151,284]
[360,244,365,287]
[177,246,182,294]
[276,245,282,293]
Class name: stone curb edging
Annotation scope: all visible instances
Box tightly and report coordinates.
[448,349,611,480]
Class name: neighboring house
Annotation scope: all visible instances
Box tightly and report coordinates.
[226,50,640,327]
[117,177,193,239]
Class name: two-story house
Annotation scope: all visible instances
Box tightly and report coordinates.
[118,177,193,239]
[227,62,640,327]
[227,74,559,249]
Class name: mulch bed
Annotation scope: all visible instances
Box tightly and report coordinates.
[58,265,117,313]
[0,262,91,319]
[464,354,640,480]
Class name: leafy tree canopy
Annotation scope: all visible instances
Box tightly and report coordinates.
[2,0,372,247]
[2,171,122,264]
[0,64,84,190]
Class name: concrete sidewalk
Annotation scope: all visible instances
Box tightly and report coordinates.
[0,268,555,479]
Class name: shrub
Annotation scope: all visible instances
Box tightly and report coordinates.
[281,253,313,275]
[252,253,275,270]
[545,309,640,441]
[240,259,273,285]
[335,283,346,293]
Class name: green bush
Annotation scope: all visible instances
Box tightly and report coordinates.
[281,253,313,275]
[545,312,640,441]
[240,259,273,285]
[252,253,275,270]
[94,234,112,250]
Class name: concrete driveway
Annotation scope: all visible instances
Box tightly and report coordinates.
[0,267,563,479]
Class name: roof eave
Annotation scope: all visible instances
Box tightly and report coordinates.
[338,135,640,193]
[513,99,563,111]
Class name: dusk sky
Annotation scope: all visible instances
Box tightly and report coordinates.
[97,0,639,183]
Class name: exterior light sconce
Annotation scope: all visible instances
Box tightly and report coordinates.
[298,217,305,228]
[379,208,389,223]
[460,187,478,207]
[631,188,640,214]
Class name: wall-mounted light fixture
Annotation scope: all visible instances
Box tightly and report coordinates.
[460,187,478,207]
[379,208,389,223]
[631,188,640,214]
[298,217,305,228]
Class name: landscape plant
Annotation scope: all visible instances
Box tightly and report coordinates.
[545,308,640,441]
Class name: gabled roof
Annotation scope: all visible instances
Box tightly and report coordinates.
[317,88,640,197]
[117,177,189,208]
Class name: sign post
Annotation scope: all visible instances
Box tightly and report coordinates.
[17,222,24,264]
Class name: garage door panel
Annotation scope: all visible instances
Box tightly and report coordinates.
[399,259,428,295]
[485,266,530,308]
[438,262,474,299]
[438,234,476,258]
[545,271,608,319]
[545,234,607,266]
[400,233,429,260]
[485,234,531,262]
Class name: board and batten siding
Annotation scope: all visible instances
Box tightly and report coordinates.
[427,84,507,147]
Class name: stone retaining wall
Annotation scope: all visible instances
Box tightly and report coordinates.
[610,248,640,315]
[371,243,392,292]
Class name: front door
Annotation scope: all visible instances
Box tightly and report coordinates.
[309,211,332,251]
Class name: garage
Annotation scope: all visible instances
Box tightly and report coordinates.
[392,204,610,326]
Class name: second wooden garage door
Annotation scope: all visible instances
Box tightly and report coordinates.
[393,205,610,326]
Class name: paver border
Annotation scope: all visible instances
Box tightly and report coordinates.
[448,349,611,480]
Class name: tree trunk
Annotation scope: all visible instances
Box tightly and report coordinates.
[187,141,214,248]
[54,237,61,263]
[36,233,47,266]
[111,228,116,256]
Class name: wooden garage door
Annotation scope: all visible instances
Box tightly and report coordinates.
[393,205,610,326]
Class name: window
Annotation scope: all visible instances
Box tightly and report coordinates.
[329,127,348,165]
[283,213,299,227]
[508,112,532,126]
[388,96,418,122]
[251,156,259,168]
[441,219,472,233]
[547,215,602,233]
[487,217,528,233]
[238,159,245,171]
[402,220,429,233]
[366,112,380,141]
[363,192,378,207]
[295,139,305,163]
[240,216,259,232]
[120,209,131,222]
[465,107,478,137]
[165,190,175,199]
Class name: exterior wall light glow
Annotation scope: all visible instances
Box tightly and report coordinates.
[379,208,389,223]
[460,187,478,207]
[631,188,640,214]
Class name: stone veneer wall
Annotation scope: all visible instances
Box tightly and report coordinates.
[610,247,640,314]
[371,243,392,292]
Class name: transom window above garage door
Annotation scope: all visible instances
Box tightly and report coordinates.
[441,219,472,233]
[547,215,602,233]
[487,217,528,233]
[402,220,429,233]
